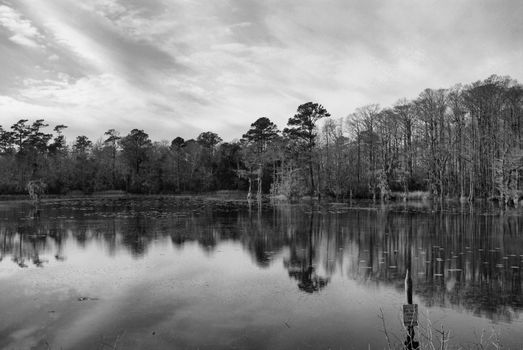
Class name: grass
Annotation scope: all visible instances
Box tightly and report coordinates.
[378,308,505,350]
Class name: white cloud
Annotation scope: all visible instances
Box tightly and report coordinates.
[8,33,39,48]
[41,18,109,72]
[0,0,522,142]
[0,4,42,48]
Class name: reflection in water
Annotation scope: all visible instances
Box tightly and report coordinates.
[284,212,330,293]
[1,199,523,326]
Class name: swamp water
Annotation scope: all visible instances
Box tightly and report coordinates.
[0,197,522,349]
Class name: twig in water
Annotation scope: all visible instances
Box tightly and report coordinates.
[98,331,124,350]
[378,307,393,350]
[112,330,124,350]
[435,324,451,350]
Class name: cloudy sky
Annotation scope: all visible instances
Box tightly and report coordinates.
[0,0,522,142]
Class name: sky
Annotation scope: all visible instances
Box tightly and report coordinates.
[0,0,522,143]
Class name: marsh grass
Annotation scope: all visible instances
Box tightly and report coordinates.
[379,308,504,350]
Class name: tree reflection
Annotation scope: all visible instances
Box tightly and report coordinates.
[12,236,28,268]
[0,199,522,322]
[284,212,330,293]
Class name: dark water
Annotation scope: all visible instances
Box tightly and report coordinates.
[0,198,523,349]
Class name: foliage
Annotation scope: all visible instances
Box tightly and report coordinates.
[283,102,331,196]
[197,131,222,149]
[26,180,47,204]
[242,117,280,198]
[0,75,523,202]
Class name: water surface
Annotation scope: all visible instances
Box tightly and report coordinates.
[0,198,522,349]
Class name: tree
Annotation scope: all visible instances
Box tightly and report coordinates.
[72,136,94,192]
[197,131,222,149]
[171,136,185,149]
[170,137,186,192]
[73,136,93,154]
[352,105,381,199]
[119,129,152,192]
[183,139,204,191]
[415,89,449,202]
[27,180,47,205]
[10,119,53,186]
[196,132,222,190]
[216,142,244,190]
[320,118,350,200]
[0,74,520,202]
[447,86,468,199]
[284,102,331,196]
[242,117,280,198]
[463,75,515,200]
[48,125,68,154]
[242,117,279,152]
[104,129,121,189]
[0,126,14,154]
[27,119,52,153]
[10,119,31,150]
[394,99,416,181]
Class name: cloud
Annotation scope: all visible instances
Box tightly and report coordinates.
[0,0,522,142]
[1,72,203,141]
[0,4,42,48]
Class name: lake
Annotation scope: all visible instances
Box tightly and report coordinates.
[0,197,522,349]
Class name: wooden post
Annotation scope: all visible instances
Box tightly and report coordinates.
[405,269,413,304]
[404,269,419,349]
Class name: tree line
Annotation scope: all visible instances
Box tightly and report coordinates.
[1,74,522,203]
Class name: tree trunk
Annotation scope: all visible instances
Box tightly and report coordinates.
[257,165,262,200]
[247,177,252,200]
[309,158,315,196]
